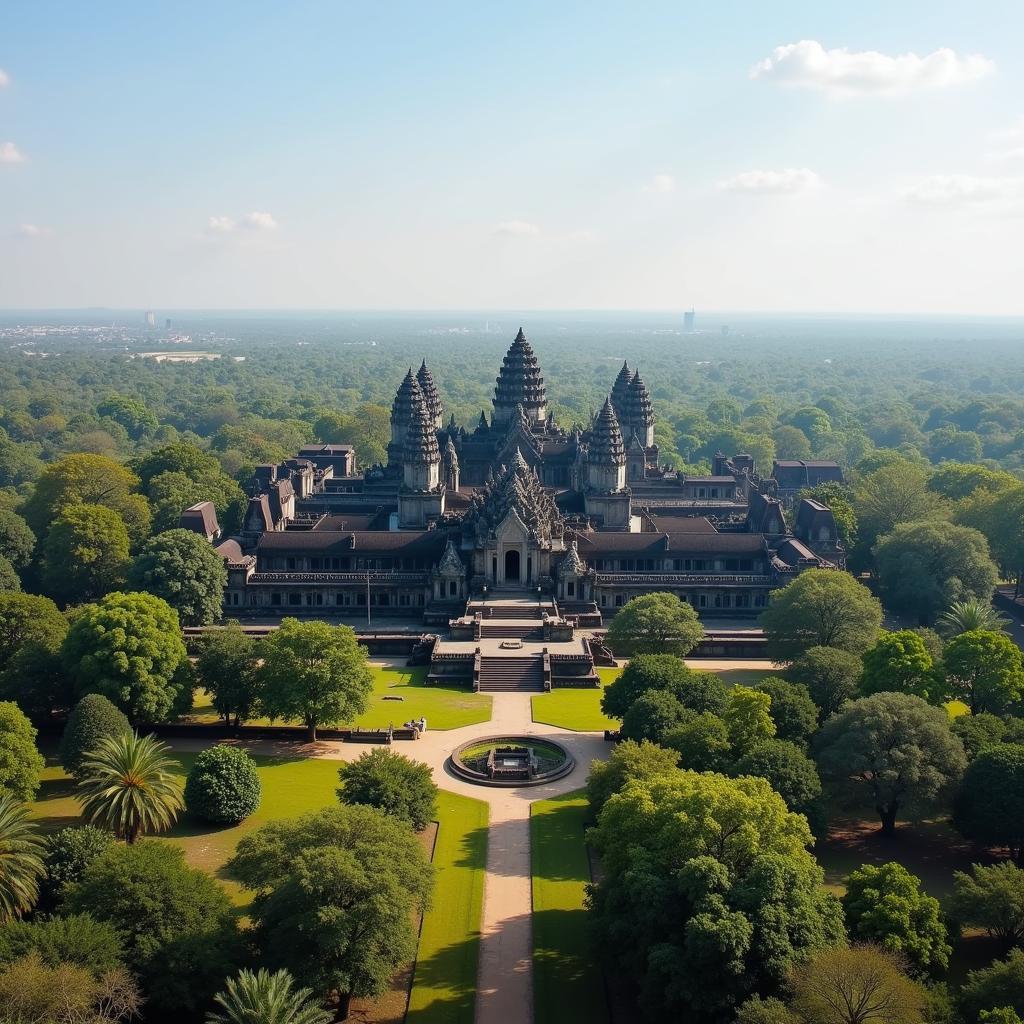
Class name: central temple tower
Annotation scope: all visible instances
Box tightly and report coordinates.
[492,328,548,426]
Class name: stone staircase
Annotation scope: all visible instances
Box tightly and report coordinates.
[478,655,545,692]
[479,622,544,640]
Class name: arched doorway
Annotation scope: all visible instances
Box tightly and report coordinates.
[504,549,521,583]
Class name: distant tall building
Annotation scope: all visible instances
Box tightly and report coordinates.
[683,309,695,334]
[145,310,156,328]
[165,317,172,329]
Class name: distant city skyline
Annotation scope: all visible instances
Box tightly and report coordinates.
[2,2,1023,313]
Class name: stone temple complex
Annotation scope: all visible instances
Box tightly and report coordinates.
[187,329,844,686]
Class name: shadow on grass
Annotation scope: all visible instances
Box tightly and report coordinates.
[407,934,480,1024]
[533,801,592,883]
[452,823,488,872]
[533,908,608,1024]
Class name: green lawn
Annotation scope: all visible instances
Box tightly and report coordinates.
[531,790,608,1024]
[187,664,492,732]
[408,791,488,1024]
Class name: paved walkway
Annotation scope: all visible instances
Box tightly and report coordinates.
[175,692,609,1024]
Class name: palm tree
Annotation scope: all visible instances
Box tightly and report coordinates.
[937,598,1011,637]
[207,968,332,1024]
[76,732,184,844]
[0,794,45,921]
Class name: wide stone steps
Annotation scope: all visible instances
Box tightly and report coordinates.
[484,605,546,621]
[479,624,544,640]
[478,655,545,692]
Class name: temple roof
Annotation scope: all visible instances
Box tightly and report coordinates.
[493,328,546,414]
[588,398,626,467]
[610,360,632,421]
[625,370,655,427]
[391,368,422,428]
[404,389,440,466]
[416,360,443,423]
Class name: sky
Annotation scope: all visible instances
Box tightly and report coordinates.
[2,1,1023,313]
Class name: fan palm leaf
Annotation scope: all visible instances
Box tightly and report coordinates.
[937,598,1010,637]
[0,794,45,921]
[207,968,333,1024]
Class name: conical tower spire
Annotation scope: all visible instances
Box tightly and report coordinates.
[388,368,421,468]
[589,398,626,467]
[610,360,632,422]
[493,328,547,426]
[625,369,655,446]
[416,360,444,429]
[404,387,439,467]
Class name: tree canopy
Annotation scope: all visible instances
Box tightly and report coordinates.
[604,592,704,658]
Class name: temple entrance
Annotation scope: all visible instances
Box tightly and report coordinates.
[504,549,521,582]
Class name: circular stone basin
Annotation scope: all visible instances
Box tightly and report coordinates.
[448,735,575,787]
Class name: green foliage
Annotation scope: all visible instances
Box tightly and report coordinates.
[801,482,858,551]
[815,692,967,835]
[957,485,1024,584]
[874,521,999,625]
[193,621,261,726]
[40,503,131,604]
[601,653,726,720]
[735,995,798,1024]
[760,569,883,661]
[0,913,124,975]
[127,527,227,626]
[588,769,844,1020]
[0,508,35,571]
[842,862,951,975]
[943,630,1024,715]
[724,685,776,754]
[604,592,704,658]
[258,619,372,740]
[663,711,733,772]
[0,795,45,922]
[959,949,1024,1023]
[59,694,131,780]
[76,732,184,843]
[586,738,681,815]
[952,862,1024,947]
[928,462,1018,502]
[0,639,73,721]
[953,745,1024,861]
[861,630,943,703]
[337,748,437,831]
[0,555,20,594]
[228,805,433,1011]
[952,713,1007,760]
[208,967,334,1024]
[734,739,823,823]
[620,687,689,743]
[979,1010,1024,1024]
[97,394,158,439]
[65,840,238,1013]
[785,645,862,720]
[938,599,1011,637]
[753,678,818,747]
[853,460,949,557]
[0,592,67,669]
[37,826,114,912]
[62,590,188,722]
[0,702,44,802]
[185,745,262,825]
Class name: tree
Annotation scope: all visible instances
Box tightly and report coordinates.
[760,569,883,662]
[938,599,1010,638]
[663,712,733,772]
[0,913,124,975]
[208,968,333,1024]
[59,694,131,781]
[588,770,844,1020]
[0,702,44,801]
[586,739,681,815]
[37,827,114,912]
[65,840,238,1013]
[853,460,948,554]
[127,528,227,626]
[0,508,35,571]
[953,745,1024,862]
[724,685,776,754]
[786,646,862,721]
[0,796,44,922]
[979,1010,1024,1024]
[959,949,1024,1023]
[860,631,943,703]
[734,739,823,823]
[228,805,433,1019]
[957,485,1024,597]
[754,678,818,747]
[194,621,262,727]
[601,654,726,720]
[789,945,927,1024]
[185,745,262,825]
[0,592,67,669]
[76,732,184,843]
[258,619,372,741]
[952,862,1024,948]
[604,592,704,658]
[22,453,151,546]
[97,394,158,439]
[62,591,189,722]
[337,749,437,831]
[874,522,998,625]
[953,713,1007,760]
[40,503,131,604]
[0,639,75,722]
[736,995,798,1024]
[842,862,951,976]
[0,555,20,594]
[944,630,1024,715]
[0,952,141,1024]
[928,462,1018,502]
[815,692,967,836]
[620,687,690,743]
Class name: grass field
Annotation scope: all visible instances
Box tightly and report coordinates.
[407,791,488,1024]
[531,790,608,1024]
[187,664,492,732]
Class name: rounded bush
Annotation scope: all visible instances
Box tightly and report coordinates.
[59,694,131,781]
[185,745,261,825]
[38,825,114,911]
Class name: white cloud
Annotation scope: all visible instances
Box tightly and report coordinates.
[986,117,1024,161]
[751,39,994,97]
[494,220,541,236]
[647,173,676,194]
[16,223,53,238]
[206,215,236,233]
[0,142,25,164]
[904,174,1024,204]
[717,168,822,194]
[242,210,278,230]
[0,69,9,88]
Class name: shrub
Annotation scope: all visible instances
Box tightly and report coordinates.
[38,826,114,911]
[59,694,131,781]
[337,748,437,831]
[0,701,45,801]
[184,745,261,826]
